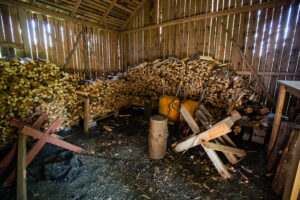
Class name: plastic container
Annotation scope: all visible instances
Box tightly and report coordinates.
[159,95,180,122]
[179,100,199,121]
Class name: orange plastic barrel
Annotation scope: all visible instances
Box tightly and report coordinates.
[179,100,199,121]
[159,96,180,122]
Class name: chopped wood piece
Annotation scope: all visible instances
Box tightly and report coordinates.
[202,141,246,157]
[148,115,168,159]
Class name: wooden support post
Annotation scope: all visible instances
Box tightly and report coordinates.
[84,96,90,134]
[148,115,169,159]
[17,133,27,200]
[268,84,286,155]
[289,161,300,200]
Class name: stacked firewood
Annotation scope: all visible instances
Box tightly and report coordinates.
[79,78,131,119]
[0,58,82,146]
[124,57,259,119]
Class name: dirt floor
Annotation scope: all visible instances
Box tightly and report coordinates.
[0,108,280,200]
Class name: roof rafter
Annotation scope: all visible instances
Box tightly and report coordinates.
[71,0,82,17]
[121,0,147,29]
[98,0,116,25]
[0,0,116,32]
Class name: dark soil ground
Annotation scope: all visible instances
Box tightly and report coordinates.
[0,108,279,200]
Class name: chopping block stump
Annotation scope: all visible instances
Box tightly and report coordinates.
[148,115,169,159]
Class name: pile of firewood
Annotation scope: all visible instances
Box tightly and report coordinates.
[124,57,258,119]
[79,78,131,119]
[0,58,82,146]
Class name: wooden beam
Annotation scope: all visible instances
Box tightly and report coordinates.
[220,22,276,107]
[0,0,115,32]
[98,0,116,25]
[17,133,27,200]
[0,42,23,49]
[236,71,300,76]
[173,123,232,152]
[122,1,291,33]
[102,0,133,14]
[64,31,83,67]
[121,0,147,29]
[175,107,231,179]
[71,0,82,17]
[203,141,246,157]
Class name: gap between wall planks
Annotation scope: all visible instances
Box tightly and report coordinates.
[0,5,123,79]
[121,0,299,114]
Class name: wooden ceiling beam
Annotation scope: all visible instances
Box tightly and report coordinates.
[121,0,147,29]
[102,0,133,14]
[122,0,291,33]
[0,0,116,32]
[71,0,82,17]
[98,0,116,25]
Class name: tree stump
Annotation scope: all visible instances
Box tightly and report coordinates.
[148,115,169,159]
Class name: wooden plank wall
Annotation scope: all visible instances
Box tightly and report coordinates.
[122,0,300,114]
[0,6,122,79]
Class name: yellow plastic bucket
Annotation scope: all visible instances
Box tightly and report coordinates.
[159,95,180,122]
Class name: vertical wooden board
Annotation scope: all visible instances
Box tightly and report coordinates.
[179,0,186,59]
[0,9,4,43]
[1,6,13,56]
[279,3,299,113]
[192,0,200,57]
[103,32,107,72]
[268,5,290,105]
[224,14,235,62]
[62,20,69,66]
[202,0,210,56]
[87,27,93,77]
[27,12,37,59]
[72,23,79,74]
[9,7,23,56]
[69,22,75,71]
[96,29,101,76]
[183,0,191,58]
[173,0,179,58]
[188,0,195,58]
[17,8,31,58]
[232,12,242,69]
[262,7,282,103]
[243,9,257,68]
[48,17,57,64]
[36,14,46,59]
[252,9,270,94]
[43,16,53,63]
[55,19,64,66]
[199,0,208,56]
[79,25,84,77]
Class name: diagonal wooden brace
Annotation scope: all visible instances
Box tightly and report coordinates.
[0,115,49,176]
[173,107,231,179]
[3,118,83,187]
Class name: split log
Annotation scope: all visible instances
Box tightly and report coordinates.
[202,141,246,157]
[148,115,169,159]
[272,129,300,196]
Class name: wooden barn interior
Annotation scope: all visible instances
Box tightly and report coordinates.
[0,0,299,199]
